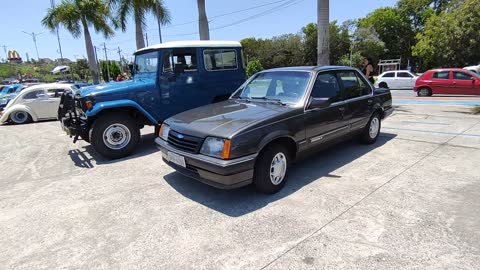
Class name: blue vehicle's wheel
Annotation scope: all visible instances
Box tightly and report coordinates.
[89,113,140,159]
[10,111,31,124]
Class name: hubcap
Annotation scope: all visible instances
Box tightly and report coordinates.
[103,124,131,150]
[12,111,27,123]
[369,117,380,139]
[420,88,429,96]
[270,152,287,185]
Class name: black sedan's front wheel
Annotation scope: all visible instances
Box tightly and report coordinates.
[89,113,140,159]
[253,144,290,194]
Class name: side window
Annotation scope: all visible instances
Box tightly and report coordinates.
[311,73,341,103]
[453,71,472,80]
[47,89,65,98]
[382,72,395,78]
[162,49,198,74]
[23,90,44,99]
[397,72,413,78]
[338,71,370,99]
[203,49,238,71]
[432,71,450,79]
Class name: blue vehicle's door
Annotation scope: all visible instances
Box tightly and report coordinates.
[158,49,200,121]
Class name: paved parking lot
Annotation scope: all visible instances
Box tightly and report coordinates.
[1,104,479,269]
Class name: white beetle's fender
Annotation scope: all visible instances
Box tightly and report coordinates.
[0,104,38,123]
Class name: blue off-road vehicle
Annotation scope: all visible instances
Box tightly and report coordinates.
[59,41,246,159]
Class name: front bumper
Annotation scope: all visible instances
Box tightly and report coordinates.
[155,137,256,189]
[59,91,88,142]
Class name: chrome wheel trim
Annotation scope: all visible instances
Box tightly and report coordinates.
[11,111,28,123]
[102,123,131,150]
[369,117,380,139]
[270,152,287,185]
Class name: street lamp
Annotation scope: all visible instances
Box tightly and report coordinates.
[22,31,42,61]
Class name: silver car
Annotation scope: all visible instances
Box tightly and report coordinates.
[375,70,419,89]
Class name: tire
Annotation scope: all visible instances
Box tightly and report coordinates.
[360,112,381,144]
[378,82,389,89]
[9,111,31,124]
[80,132,90,143]
[253,144,290,194]
[417,87,432,97]
[89,113,140,159]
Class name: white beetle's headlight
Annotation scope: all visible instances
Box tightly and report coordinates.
[159,123,170,141]
[200,137,231,159]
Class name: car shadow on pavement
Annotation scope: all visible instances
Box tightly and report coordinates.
[163,134,396,217]
[68,133,158,168]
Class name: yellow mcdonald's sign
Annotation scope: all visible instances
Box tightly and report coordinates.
[8,50,22,61]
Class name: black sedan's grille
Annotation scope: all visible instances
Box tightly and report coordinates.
[167,130,203,153]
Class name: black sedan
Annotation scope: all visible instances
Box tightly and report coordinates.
[156,66,393,193]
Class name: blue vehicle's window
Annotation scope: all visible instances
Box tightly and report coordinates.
[204,50,237,71]
[134,51,158,75]
[236,71,311,104]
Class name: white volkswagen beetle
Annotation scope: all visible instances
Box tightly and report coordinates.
[0,83,77,124]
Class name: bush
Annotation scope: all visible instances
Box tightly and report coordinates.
[246,59,263,78]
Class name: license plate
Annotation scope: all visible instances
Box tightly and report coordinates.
[164,151,186,168]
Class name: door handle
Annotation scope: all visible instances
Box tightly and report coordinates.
[367,99,373,104]
[338,107,345,111]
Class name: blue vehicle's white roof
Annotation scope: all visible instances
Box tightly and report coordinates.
[135,40,242,54]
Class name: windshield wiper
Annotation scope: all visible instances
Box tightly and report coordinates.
[250,97,286,105]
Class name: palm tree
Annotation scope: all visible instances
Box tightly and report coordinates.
[197,0,210,40]
[317,0,330,65]
[110,0,171,49]
[42,0,115,84]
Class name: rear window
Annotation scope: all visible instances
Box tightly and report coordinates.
[432,71,450,79]
[203,49,238,71]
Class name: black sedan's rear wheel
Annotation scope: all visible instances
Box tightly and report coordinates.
[89,113,140,159]
[360,112,381,144]
[253,144,290,194]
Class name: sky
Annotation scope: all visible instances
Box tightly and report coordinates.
[0,0,397,62]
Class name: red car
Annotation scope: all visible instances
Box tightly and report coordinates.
[414,68,480,96]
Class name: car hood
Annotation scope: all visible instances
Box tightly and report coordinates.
[80,78,155,97]
[166,100,294,138]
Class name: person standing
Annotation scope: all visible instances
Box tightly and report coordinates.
[363,58,375,84]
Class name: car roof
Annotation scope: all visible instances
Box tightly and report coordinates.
[264,65,358,72]
[431,68,468,72]
[21,83,74,93]
[136,40,242,54]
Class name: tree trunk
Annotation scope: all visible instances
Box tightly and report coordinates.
[197,0,210,40]
[135,9,146,49]
[82,20,100,84]
[317,0,330,66]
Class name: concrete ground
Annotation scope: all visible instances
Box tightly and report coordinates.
[0,104,479,269]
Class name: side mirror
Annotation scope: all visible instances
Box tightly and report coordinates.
[174,65,185,74]
[308,97,330,110]
[128,64,134,76]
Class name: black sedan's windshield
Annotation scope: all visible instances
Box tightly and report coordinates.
[234,71,311,104]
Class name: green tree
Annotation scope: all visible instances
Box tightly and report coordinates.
[359,7,415,61]
[110,0,170,49]
[100,60,122,82]
[197,0,210,40]
[42,0,115,84]
[317,0,330,65]
[413,0,480,68]
[246,59,263,77]
[302,22,350,65]
[352,26,386,65]
[71,59,90,81]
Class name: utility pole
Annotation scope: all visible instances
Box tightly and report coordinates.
[103,43,110,82]
[145,33,149,46]
[117,46,123,72]
[50,0,64,64]
[22,31,42,61]
[1,45,8,61]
